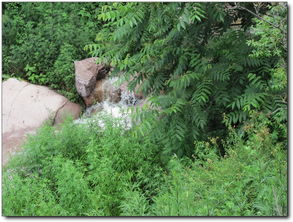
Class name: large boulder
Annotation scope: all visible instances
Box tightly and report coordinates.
[2,78,81,164]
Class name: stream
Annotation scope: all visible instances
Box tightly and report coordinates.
[74,77,144,129]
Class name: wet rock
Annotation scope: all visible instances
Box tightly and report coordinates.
[83,79,122,106]
[75,57,112,106]
[83,80,105,106]
[109,88,122,103]
[74,58,146,107]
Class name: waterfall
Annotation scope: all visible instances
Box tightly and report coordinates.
[74,77,144,128]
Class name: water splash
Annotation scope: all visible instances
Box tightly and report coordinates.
[120,90,138,106]
[74,77,143,129]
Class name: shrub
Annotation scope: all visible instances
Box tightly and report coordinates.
[150,112,287,216]
[2,2,102,102]
[3,116,165,216]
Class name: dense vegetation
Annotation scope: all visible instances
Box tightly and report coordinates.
[3,2,103,102]
[3,113,287,216]
[2,2,287,216]
[89,2,287,157]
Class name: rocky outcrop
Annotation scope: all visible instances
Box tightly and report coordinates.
[2,78,81,164]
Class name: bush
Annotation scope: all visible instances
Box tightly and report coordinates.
[2,2,102,102]
[3,116,165,216]
[142,113,286,216]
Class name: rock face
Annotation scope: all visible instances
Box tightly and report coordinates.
[75,57,121,106]
[74,57,109,98]
[2,78,82,165]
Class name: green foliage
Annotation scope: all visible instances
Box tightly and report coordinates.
[87,2,287,157]
[2,2,287,217]
[24,64,46,85]
[246,3,287,124]
[247,3,287,59]
[3,173,65,216]
[151,112,287,216]
[3,2,102,102]
[3,116,164,216]
[3,112,287,216]
[48,43,80,102]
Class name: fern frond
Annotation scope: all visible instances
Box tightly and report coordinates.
[168,71,200,89]
[191,80,212,105]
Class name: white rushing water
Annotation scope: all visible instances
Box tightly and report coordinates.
[74,77,144,129]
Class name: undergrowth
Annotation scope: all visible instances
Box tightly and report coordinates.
[3,113,287,216]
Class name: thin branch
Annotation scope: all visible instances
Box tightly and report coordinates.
[253,3,261,17]
[235,3,285,34]
[230,23,242,26]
